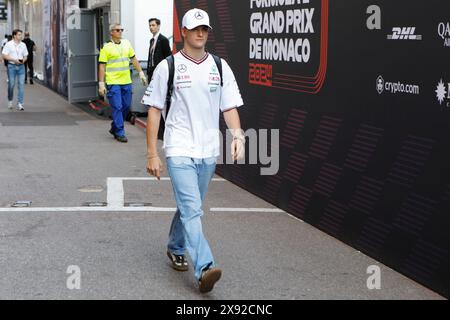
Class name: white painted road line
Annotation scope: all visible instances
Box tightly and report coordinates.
[107,177,228,209]
[0,207,284,213]
[0,207,177,213]
[0,177,283,214]
[111,177,227,182]
[107,178,125,209]
[210,208,285,213]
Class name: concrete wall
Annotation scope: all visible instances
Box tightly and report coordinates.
[87,0,119,23]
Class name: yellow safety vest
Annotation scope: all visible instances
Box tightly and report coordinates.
[99,39,135,85]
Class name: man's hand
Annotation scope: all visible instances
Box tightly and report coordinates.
[231,130,246,161]
[146,155,163,180]
[139,71,148,86]
[98,82,106,96]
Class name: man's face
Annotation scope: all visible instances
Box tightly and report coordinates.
[149,21,160,36]
[14,32,23,41]
[111,26,124,39]
[182,26,209,49]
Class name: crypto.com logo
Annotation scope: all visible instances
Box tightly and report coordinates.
[376,76,385,94]
[376,75,420,95]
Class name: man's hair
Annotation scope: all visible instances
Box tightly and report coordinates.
[12,29,23,37]
[149,18,161,25]
[25,32,30,37]
[109,23,122,32]
[4,34,8,38]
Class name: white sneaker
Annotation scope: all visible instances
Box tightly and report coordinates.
[17,103,24,111]
[8,101,13,110]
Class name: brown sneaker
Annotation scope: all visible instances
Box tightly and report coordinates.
[167,251,188,271]
[199,267,222,293]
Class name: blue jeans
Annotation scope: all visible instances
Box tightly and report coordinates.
[166,157,217,280]
[7,64,25,104]
[106,84,132,137]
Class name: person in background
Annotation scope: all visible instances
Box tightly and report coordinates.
[98,23,148,143]
[147,18,172,138]
[23,32,37,85]
[2,29,28,111]
[147,18,171,82]
[2,34,11,70]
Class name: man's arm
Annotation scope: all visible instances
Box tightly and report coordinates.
[131,56,143,73]
[98,63,106,96]
[3,45,18,63]
[132,56,148,85]
[98,63,106,83]
[146,107,163,180]
[2,53,20,64]
[223,108,245,161]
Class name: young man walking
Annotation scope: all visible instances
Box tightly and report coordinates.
[98,23,148,143]
[143,8,245,293]
[2,29,28,111]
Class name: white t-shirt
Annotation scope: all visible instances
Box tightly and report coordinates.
[1,40,29,62]
[142,50,244,159]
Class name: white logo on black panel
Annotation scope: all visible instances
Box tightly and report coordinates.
[387,27,422,40]
[376,76,384,94]
[435,79,450,107]
[376,75,420,95]
[438,22,450,47]
[177,64,187,73]
[366,5,381,30]
[195,11,204,20]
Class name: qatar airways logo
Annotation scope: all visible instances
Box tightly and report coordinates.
[438,22,450,47]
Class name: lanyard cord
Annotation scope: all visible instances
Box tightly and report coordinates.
[113,41,124,59]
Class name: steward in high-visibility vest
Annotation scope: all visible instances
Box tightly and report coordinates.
[98,23,148,143]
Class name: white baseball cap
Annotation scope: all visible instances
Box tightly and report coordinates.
[182,8,212,30]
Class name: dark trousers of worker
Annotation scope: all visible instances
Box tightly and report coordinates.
[106,84,132,138]
[25,59,34,82]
